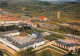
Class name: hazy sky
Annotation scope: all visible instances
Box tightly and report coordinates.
[40,0,76,1]
[0,0,79,2]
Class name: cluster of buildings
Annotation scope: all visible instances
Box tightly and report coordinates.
[54,34,80,51]
[69,22,80,31]
[27,21,38,28]
[38,16,48,21]
[31,16,49,21]
[0,14,38,28]
[0,30,45,51]
[59,22,80,31]
[0,15,27,24]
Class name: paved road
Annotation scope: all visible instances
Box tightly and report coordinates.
[0,43,16,55]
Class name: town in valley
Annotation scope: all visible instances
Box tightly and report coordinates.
[0,0,80,56]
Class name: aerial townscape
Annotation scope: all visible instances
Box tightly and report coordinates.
[0,0,80,56]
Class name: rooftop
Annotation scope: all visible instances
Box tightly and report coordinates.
[2,32,44,48]
[64,34,80,40]
[0,30,19,36]
[55,39,76,47]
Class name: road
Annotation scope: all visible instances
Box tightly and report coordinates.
[0,43,16,55]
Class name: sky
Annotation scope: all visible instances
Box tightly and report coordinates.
[40,0,75,1]
[41,0,80,2]
[0,0,79,2]
[40,0,76,1]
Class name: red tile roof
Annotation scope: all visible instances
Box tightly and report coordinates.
[38,16,47,19]
[0,15,21,21]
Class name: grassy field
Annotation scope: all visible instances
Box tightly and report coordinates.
[44,34,64,41]
[36,50,62,56]
[26,29,45,34]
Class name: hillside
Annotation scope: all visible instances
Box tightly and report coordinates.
[0,1,80,23]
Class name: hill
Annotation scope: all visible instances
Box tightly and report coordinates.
[0,1,80,23]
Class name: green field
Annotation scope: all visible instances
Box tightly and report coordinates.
[36,50,62,56]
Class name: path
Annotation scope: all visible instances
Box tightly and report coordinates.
[0,43,16,55]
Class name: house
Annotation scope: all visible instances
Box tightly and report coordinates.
[27,21,37,28]
[69,22,80,30]
[42,32,50,37]
[38,16,48,20]
[22,19,27,23]
[0,15,27,24]
[31,23,37,28]
[59,23,69,27]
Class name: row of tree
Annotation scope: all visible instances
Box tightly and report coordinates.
[63,48,80,56]
[0,50,3,56]
[44,34,64,41]
[59,26,80,36]
[0,25,31,32]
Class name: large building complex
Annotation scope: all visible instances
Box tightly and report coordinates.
[0,30,45,51]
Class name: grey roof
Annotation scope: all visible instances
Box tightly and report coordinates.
[5,35,44,48]
[1,31,44,48]
[0,30,19,36]
[32,32,43,39]
[55,39,75,47]
[32,32,40,35]
[64,34,80,40]
[18,23,27,26]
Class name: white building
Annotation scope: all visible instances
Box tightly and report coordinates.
[0,31,45,51]
[0,30,20,37]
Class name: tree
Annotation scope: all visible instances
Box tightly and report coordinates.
[41,50,52,56]
[15,47,36,56]
[0,1,8,7]
[27,47,36,56]
[16,51,31,56]
[77,48,80,55]
[63,50,73,56]
[0,51,3,56]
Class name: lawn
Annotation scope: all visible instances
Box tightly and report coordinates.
[36,50,62,56]
[44,34,64,41]
[26,29,45,34]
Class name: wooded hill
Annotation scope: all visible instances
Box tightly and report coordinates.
[0,1,80,23]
